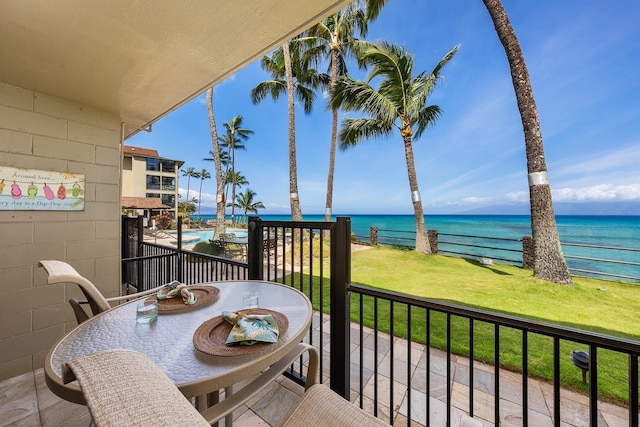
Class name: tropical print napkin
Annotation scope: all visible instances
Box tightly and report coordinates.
[222,311,279,346]
[156,280,196,305]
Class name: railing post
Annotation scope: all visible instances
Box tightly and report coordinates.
[330,216,351,399]
[136,215,144,290]
[428,229,438,254]
[177,217,183,282]
[370,226,378,246]
[522,235,534,269]
[247,216,263,280]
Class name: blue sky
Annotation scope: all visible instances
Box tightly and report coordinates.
[128,0,640,216]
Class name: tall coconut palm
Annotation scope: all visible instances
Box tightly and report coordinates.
[196,169,210,223]
[232,189,265,224]
[205,88,226,238]
[482,0,572,285]
[301,0,388,223]
[203,148,230,171]
[251,40,329,221]
[221,116,254,223]
[181,167,198,203]
[204,147,232,210]
[333,42,459,254]
[224,169,249,218]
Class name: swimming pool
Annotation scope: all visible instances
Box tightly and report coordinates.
[170,229,248,245]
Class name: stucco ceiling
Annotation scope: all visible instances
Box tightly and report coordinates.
[0,0,351,137]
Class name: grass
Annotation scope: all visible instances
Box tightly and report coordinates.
[296,245,640,405]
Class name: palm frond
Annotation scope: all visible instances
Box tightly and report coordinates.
[339,118,393,149]
[413,105,442,140]
[364,0,389,26]
[429,44,461,79]
[333,78,397,124]
[296,85,317,114]
[250,80,285,104]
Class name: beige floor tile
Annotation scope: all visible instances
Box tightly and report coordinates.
[390,337,425,365]
[0,371,38,427]
[232,409,271,427]
[39,399,91,427]
[250,381,302,426]
[378,353,416,386]
[362,375,407,416]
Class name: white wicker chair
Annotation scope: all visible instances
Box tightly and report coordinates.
[62,343,390,426]
[39,260,166,324]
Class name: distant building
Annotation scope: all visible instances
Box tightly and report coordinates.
[121,145,184,221]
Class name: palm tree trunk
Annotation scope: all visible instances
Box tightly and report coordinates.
[206,88,226,237]
[324,48,338,224]
[482,0,572,285]
[198,179,203,221]
[284,42,303,221]
[403,134,431,254]
[231,149,236,224]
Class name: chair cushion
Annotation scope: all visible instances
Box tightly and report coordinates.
[66,349,209,427]
[281,384,389,427]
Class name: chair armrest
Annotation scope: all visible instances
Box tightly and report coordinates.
[199,343,319,424]
[104,284,169,305]
[68,298,90,324]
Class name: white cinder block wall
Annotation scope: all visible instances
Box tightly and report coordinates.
[0,82,122,381]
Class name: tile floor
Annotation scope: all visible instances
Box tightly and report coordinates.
[1,315,633,426]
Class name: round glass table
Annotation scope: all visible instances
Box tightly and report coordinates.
[45,280,312,404]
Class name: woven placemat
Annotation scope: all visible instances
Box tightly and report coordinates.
[192,309,289,357]
[147,285,219,312]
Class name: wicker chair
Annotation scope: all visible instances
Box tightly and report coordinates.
[62,343,392,426]
[39,260,166,324]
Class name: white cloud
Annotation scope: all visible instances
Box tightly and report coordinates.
[504,191,529,203]
[552,183,640,202]
[441,182,640,208]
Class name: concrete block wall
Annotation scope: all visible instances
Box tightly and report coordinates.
[0,82,122,381]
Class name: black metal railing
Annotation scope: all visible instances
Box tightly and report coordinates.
[121,215,640,426]
[121,216,249,292]
[369,226,640,283]
[438,232,522,265]
[349,283,640,426]
[122,245,249,292]
[246,216,352,397]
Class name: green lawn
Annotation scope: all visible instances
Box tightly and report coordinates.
[301,245,640,405]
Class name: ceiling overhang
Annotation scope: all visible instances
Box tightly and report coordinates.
[0,0,352,138]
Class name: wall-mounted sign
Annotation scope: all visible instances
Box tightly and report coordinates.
[0,166,85,211]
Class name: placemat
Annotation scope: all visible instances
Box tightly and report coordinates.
[193,309,288,357]
[147,285,219,312]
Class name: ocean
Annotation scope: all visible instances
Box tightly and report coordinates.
[194,214,640,282]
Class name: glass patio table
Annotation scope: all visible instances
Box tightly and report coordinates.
[44,280,313,407]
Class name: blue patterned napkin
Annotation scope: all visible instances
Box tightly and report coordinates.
[222,311,279,346]
[156,280,196,305]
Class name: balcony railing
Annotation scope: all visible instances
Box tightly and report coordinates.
[120,215,640,426]
[350,284,640,426]
[366,226,640,283]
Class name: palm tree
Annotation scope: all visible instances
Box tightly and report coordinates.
[251,40,329,221]
[181,167,198,203]
[224,170,248,224]
[481,0,572,285]
[332,42,459,254]
[221,116,254,223]
[301,0,388,223]
[203,148,230,171]
[232,189,265,224]
[205,88,226,238]
[196,169,210,223]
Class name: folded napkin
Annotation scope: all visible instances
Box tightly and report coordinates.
[222,311,279,346]
[157,281,196,305]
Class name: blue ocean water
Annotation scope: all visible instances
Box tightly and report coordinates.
[194,214,640,282]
